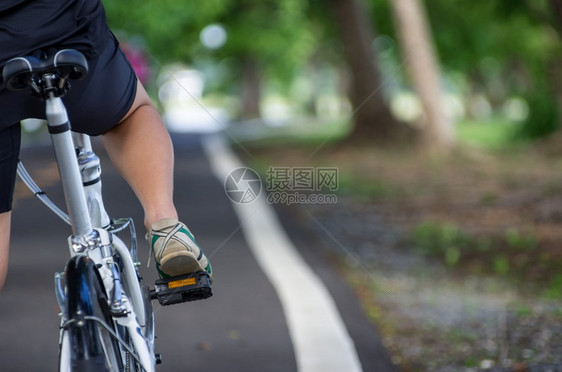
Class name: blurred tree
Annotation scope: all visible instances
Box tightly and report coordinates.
[421,0,560,138]
[239,57,262,119]
[497,0,561,138]
[104,0,230,61]
[104,0,312,120]
[390,0,453,150]
[103,0,229,114]
[213,0,312,119]
[326,0,414,142]
[104,0,561,140]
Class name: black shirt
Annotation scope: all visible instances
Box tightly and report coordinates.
[0,0,109,64]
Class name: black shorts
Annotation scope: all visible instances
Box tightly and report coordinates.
[0,32,138,213]
[0,124,21,213]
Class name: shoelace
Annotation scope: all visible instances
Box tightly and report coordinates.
[145,223,184,269]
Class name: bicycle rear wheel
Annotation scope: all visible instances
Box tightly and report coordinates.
[58,256,123,372]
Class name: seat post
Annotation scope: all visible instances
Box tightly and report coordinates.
[44,74,93,239]
[73,132,111,228]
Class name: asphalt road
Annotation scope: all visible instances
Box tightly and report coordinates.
[0,133,397,372]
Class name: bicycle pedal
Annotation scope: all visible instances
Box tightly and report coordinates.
[150,272,213,306]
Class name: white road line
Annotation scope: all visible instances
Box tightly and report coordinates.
[202,134,363,372]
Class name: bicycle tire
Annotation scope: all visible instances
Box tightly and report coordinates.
[58,256,124,372]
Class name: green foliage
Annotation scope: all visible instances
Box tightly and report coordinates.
[103,0,560,139]
[338,175,399,200]
[411,222,539,274]
[493,255,510,275]
[221,0,314,88]
[420,0,560,139]
[504,228,538,251]
[104,0,231,62]
[544,273,562,299]
[517,90,560,139]
[423,0,558,77]
[104,0,314,89]
[514,304,533,317]
[411,222,469,266]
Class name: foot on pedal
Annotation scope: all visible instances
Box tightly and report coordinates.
[150,271,212,306]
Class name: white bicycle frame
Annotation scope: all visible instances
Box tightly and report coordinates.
[18,74,155,371]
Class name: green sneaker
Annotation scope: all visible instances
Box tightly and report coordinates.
[147,218,212,280]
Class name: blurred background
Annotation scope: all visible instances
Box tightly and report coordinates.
[98,0,562,147]
[34,0,562,370]
[98,0,562,370]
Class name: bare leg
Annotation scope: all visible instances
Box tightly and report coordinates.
[102,81,177,231]
[103,82,212,278]
[0,211,11,291]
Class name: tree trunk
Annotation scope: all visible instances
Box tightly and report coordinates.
[390,0,454,150]
[329,0,414,143]
[240,57,262,120]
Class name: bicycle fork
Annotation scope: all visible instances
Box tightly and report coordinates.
[55,228,154,370]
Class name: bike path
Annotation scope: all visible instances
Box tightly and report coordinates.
[0,132,397,371]
[150,134,297,371]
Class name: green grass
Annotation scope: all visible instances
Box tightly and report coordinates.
[235,117,522,151]
[456,119,520,149]
[410,221,542,277]
[338,173,403,200]
[233,119,352,149]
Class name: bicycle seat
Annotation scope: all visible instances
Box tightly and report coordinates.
[2,49,88,91]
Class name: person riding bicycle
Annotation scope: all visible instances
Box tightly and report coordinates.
[0,0,212,290]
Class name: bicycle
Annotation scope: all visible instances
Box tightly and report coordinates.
[2,48,213,371]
